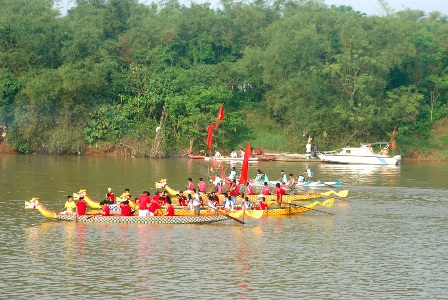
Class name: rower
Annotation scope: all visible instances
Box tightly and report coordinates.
[106,187,115,204]
[62,195,76,214]
[100,201,110,216]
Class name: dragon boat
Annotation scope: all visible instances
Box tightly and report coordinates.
[155,179,348,202]
[24,198,231,224]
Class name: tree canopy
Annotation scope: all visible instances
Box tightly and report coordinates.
[1,0,447,157]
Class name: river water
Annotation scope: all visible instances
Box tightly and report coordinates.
[1,154,447,299]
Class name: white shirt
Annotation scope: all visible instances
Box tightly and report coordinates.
[213,176,221,186]
[230,151,237,158]
[224,199,234,210]
[193,194,201,206]
[306,142,312,153]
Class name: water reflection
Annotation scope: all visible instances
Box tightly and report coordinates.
[3,155,448,299]
[318,163,401,186]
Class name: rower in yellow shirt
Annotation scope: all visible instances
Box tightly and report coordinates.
[62,195,76,214]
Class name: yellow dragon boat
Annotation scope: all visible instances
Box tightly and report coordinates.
[155,179,348,203]
[25,194,335,222]
[24,198,231,224]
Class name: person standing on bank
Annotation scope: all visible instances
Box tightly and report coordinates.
[306,142,312,157]
[313,144,319,159]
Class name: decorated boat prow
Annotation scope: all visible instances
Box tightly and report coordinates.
[73,189,139,210]
[24,197,58,219]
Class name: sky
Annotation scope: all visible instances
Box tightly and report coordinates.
[57,0,448,15]
[324,0,447,15]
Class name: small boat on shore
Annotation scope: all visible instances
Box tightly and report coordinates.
[205,156,260,163]
[318,142,401,165]
[188,154,207,159]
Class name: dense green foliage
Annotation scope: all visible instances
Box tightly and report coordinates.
[1,0,448,157]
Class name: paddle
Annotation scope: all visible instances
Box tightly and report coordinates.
[323,183,336,189]
[207,205,245,224]
[289,203,334,215]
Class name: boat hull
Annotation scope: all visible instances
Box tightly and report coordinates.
[188,155,206,159]
[57,214,229,224]
[319,154,400,165]
[204,157,260,162]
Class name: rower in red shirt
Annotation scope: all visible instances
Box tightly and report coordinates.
[152,191,161,204]
[100,201,110,216]
[120,200,133,216]
[138,191,151,216]
[165,199,175,216]
[259,197,268,210]
[76,197,87,216]
[177,191,187,206]
[149,199,161,216]
[106,188,115,204]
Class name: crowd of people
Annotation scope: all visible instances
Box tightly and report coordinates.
[59,153,316,217]
[60,187,177,217]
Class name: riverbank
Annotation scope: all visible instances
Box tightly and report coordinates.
[1,138,446,161]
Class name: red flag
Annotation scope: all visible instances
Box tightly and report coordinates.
[391,127,396,140]
[239,142,252,185]
[207,122,214,151]
[215,104,224,129]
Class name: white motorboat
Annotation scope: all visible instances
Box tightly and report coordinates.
[318,142,401,165]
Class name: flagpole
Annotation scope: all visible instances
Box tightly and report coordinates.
[208,148,212,186]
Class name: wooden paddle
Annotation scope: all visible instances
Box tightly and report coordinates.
[323,183,336,189]
[289,203,334,215]
[207,205,245,224]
